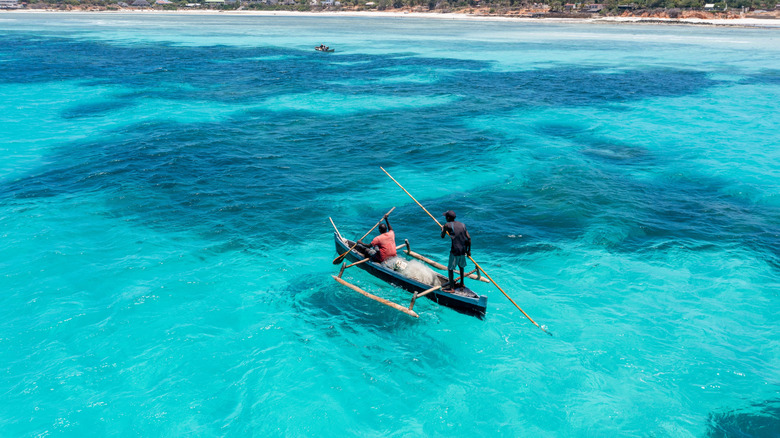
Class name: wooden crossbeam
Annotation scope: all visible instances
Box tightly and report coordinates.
[408,284,442,311]
[408,270,473,311]
[404,248,489,283]
[345,258,370,269]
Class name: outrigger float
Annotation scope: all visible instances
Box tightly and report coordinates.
[330,216,489,318]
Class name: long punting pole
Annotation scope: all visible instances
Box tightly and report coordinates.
[380,166,551,336]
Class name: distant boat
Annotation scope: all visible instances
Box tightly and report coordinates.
[315,46,335,52]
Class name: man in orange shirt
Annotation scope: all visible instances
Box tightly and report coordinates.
[358,213,396,263]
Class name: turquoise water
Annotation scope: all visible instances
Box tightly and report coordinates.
[1,12,779,436]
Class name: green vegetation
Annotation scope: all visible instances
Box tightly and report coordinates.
[17,0,779,14]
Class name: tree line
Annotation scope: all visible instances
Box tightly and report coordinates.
[23,0,778,13]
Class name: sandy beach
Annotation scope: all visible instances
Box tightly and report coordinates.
[3,8,780,28]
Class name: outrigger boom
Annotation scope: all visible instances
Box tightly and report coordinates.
[402,239,489,284]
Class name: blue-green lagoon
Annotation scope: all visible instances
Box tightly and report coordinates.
[1,12,778,437]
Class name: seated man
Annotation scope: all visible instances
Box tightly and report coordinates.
[357,214,396,263]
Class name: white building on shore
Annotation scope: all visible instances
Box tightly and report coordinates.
[0,0,21,9]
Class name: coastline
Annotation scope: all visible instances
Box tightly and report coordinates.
[2,9,780,438]
[3,9,780,28]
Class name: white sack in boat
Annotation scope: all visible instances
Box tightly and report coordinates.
[382,256,437,286]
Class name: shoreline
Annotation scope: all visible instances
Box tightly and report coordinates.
[2,9,780,28]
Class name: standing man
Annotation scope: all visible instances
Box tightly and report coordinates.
[440,210,471,291]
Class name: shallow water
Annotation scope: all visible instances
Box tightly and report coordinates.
[1,12,779,437]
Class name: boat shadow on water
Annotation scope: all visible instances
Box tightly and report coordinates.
[285,275,466,370]
[286,274,426,330]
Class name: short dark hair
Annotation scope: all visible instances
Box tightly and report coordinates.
[378,223,388,233]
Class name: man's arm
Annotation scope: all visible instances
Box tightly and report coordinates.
[360,235,377,247]
[385,216,392,232]
[441,223,448,238]
[465,229,471,256]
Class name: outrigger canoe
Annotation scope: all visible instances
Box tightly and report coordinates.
[334,232,488,318]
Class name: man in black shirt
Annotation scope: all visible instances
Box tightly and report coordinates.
[440,210,471,291]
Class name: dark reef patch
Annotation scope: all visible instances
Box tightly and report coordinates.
[61,99,137,119]
[706,398,780,438]
[740,69,780,86]
[1,32,775,265]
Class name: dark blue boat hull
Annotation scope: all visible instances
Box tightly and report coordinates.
[334,233,487,318]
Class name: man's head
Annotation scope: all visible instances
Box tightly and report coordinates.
[443,210,456,222]
[378,223,388,233]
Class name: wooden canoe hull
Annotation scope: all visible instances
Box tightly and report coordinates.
[335,233,487,318]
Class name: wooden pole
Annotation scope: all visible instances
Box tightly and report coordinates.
[416,284,442,299]
[328,217,343,240]
[406,249,447,270]
[381,167,441,227]
[333,275,419,318]
[332,207,395,264]
[380,166,551,335]
[409,284,442,310]
[403,231,486,282]
[345,258,370,269]
[404,248,489,283]
[408,270,469,310]
[468,255,550,335]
